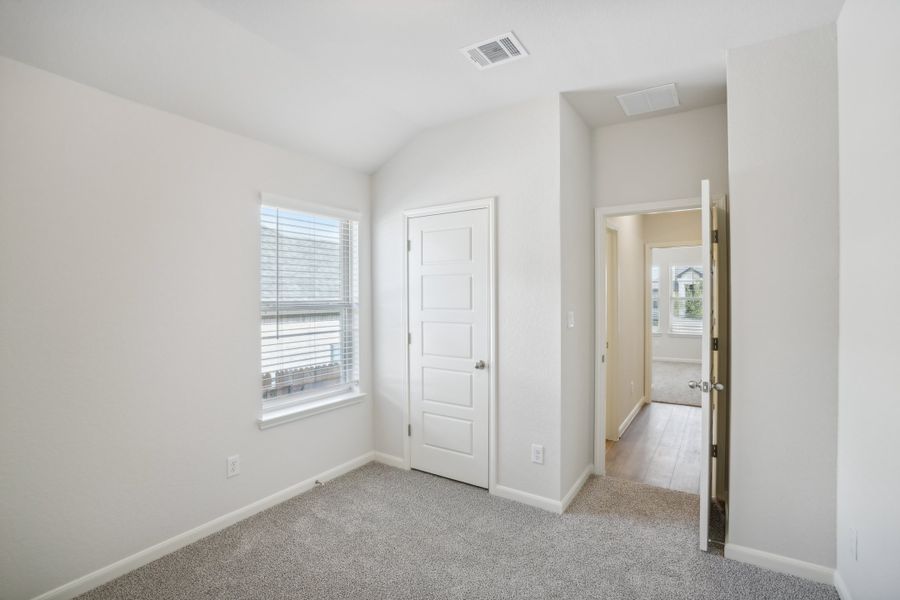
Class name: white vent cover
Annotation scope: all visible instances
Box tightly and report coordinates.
[460,32,528,70]
[617,84,680,116]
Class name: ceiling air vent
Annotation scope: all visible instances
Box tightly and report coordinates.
[616,83,680,116]
[460,32,528,70]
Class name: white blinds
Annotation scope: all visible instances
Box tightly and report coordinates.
[650,265,660,333]
[260,205,359,405]
[670,264,703,335]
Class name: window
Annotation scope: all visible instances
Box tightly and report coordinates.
[670,265,703,335]
[260,205,359,412]
[650,265,660,333]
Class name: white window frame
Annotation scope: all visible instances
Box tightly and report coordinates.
[669,264,704,336]
[257,193,365,429]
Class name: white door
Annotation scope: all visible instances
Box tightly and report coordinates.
[697,179,724,551]
[408,206,490,488]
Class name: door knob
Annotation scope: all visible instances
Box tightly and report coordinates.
[474,360,486,370]
[688,380,699,389]
[712,382,725,391]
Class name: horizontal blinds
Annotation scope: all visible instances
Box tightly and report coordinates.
[670,264,703,335]
[261,206,359,403]
[650,265,660,332]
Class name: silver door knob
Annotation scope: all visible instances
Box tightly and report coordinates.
[474,360,486,370]
[688,380,699,389]
[713,382,725,391]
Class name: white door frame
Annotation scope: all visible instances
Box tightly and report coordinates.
[594,197,702,474]
[604,223,619,441]
[401,198,498,491]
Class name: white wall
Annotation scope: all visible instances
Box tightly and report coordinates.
[559,97,594,495]
[605,215,645,439]
[726,25,839,570]
[651,245,703,362]
[593,104,729,206]
[372,97,564,501]
[0,57,372,600]
[835,0,900,597]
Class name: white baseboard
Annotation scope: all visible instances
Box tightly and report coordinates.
[32,451,376,600]
[560,464,594,513]
[724,543,835,585]
[618,397,645,438]
[653,357,701,364]
[833,570,853,600]
[491,484,562,514]
[493,464,593,515]
[373,451,407,469]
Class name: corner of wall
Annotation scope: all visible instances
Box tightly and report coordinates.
[725,21,838,571]
[558,94,596,498]
[834,1,900,597]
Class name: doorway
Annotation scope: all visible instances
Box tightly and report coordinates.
[647,244,704,410]
[403,199,496,489]
[594,186,730,551]
[603,213,704,494]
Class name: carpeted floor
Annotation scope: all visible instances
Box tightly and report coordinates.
[78,464,838,600]
[652,360,702,406]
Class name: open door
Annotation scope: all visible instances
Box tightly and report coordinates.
[695,179,727,551]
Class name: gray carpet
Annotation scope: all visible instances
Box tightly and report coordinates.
[78,464,837,600]
[652,360,702,407]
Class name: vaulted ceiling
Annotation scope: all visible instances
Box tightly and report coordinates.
[0,0,844,172]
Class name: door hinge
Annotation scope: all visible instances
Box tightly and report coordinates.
[408,332,412,345]
[712,229,719,244]
[408,424,412,437]
[407,239,412,251]
[711,444,718,458]
[712,337,719,351]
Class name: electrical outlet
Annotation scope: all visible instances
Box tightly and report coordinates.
[531,444,544,465]
[226,455,240,478]
[850,529,858,561]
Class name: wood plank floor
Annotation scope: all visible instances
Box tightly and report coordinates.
[605,402,701,494]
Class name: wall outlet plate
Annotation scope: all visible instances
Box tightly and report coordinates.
[531,444,544,465]
[226,455,240,478]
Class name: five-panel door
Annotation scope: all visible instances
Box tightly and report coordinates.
[408,208,490,488]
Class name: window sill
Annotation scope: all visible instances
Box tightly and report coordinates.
[257,391,366,430]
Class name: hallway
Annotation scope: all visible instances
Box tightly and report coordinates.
[606,402,701,494]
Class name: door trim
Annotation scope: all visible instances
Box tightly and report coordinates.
[402,198,497,492]
[604,224,619,441]
[594,197,702,475]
